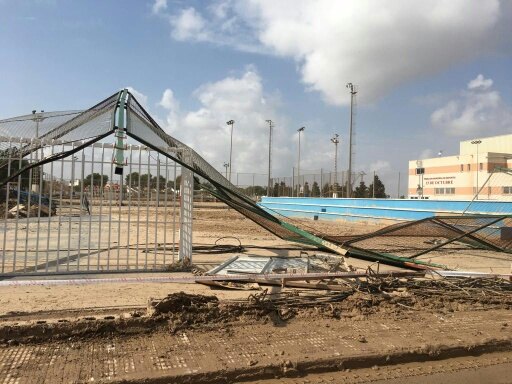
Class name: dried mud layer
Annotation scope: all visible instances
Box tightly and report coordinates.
[0,278,511,384]
[1,204,512,383]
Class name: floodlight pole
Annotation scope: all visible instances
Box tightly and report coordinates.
[226,120,235,184]
[31,110,46,193]
[266,119,274,196]
[331,134,340,198]
[297,127,305,197]
[471,139,482,200]
[346,83,357,198]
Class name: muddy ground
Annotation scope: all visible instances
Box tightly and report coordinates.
[0,203,511,383]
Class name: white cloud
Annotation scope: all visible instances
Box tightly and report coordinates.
[170,8,210,41]
[152,0,167,14]
[159,88,178,110]
[430,74,512,136]
[160,0,508,105]
[158,88,180,132]
[126,86,149,109]
[467,74,494,91]
[158,68,295,176]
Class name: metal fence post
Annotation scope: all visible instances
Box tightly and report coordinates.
[179,151,194,262]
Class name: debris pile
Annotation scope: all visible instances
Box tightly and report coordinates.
[2,201,55,218]
[148,291,218,316]
[165,258,200,273]
[145,274,511,335]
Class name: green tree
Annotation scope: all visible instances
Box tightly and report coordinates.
[322,183,330,197]
[272,182,279,197]
[252,186,267,196]
[150,175,166,189]
[303,182,311,197]
[125,172,140,188]
[280,181,291,197]
[84,173,108,187]
[139,173,153,188]
[311,181,320,197]
[354,181,369,198]
[368,174,387,198]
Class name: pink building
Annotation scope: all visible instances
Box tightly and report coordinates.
[408,134,512,200]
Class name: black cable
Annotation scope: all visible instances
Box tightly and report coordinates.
[0,131,112,188]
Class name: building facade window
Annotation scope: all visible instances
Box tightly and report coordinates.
[504,186,512,194]
[467,164,471,171]
[479,162,483,171]
[435,187,455,195]
[460,164,464,172]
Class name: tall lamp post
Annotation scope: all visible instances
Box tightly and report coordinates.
[226,120,235,183]
[31,110,45,193]
[331,134,340,198]
[471,139,482,199]
[346,83,357,197]
[265,120,274,196]
[297,127,305,197]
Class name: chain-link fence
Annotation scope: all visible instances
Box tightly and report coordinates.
[226,168,405,199]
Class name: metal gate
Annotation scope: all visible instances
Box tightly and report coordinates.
[1,137,182,275]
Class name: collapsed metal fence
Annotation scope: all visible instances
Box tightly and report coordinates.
[1,136,181,275]
[6,89,507,273]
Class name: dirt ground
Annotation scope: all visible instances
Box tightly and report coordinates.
[0,203,511,383]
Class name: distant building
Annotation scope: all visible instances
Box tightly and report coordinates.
[408,134,512,200]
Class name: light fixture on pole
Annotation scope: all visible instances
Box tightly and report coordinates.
[265,120,274,196]
[226,120,235,183]
[331,134,340,198]
[297,126,305,197]
[471,139,482,199]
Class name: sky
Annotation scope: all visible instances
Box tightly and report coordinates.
[1,0,511,196]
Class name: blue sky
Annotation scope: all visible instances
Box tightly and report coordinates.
[1,0,511,195]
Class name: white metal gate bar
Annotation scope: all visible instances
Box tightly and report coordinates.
[0,136,181,275]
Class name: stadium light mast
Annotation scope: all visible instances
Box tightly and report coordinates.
[331,134,340,198]
[346,83,357,197]
[471,139,482,200]
[226,120,235,183]
[31,109,45,193]
[297,126,305,197]
[265,120,274,196]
